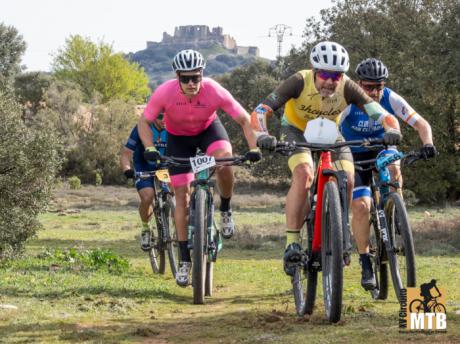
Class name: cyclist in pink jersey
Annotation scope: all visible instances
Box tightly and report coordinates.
[138,49,261,286]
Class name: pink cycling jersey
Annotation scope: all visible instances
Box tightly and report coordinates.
[144,77,245,136]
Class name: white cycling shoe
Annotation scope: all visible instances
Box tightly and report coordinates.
[176,261,192,287]
[140,230,151,251]
[221,210,235,239]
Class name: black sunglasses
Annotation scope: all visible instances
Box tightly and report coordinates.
[179,74,202,84]
[361,83,385,91]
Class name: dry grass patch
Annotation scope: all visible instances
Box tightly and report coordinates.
[412,218,460,255]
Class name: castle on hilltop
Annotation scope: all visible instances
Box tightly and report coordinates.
[146,25,259,56]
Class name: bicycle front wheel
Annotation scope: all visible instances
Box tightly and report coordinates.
[192,188,207,304]
[433,303,446,314]
[163,194,179,277]
[321,181,343,323]
[385,192,416,301]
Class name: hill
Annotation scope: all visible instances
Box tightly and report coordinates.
[127,25,265,87]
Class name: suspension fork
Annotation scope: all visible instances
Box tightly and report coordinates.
[187,187,197,250]
[151,177,166,245]
[312,151,333,253]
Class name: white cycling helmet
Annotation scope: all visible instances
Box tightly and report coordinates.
[172,49,206,72]
[310,41,350,72]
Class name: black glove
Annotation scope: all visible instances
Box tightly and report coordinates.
[383,129,402,145]
[123,169,134,179]
[257,134,277,151]
[244,148,262,163]
[420,144,437,160]
[143,146,161,162]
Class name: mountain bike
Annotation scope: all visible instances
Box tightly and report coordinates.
[135,170,178,277]
[354,150,424,302]
[410,294,446,314]
[159,153,253,304]
[276,137,380,322]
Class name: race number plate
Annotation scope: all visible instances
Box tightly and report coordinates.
[303,117,339,144]
[155,169,170,183]
[190,155,216,174]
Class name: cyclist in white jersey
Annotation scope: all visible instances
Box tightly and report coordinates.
[339,58,436,289]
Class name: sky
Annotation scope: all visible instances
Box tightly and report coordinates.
[2,0,332,72]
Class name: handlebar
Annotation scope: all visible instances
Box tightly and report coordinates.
[274,138,385,155]
[149,154,253,168]
[354,150,424,172]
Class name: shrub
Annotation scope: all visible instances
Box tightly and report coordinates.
[0,91,61,259]
[38,247,130,274]
[94,171,103,186]
[68,176,81,190]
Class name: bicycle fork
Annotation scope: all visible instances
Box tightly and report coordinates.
[187,190,196,251]
[375,202,393,261]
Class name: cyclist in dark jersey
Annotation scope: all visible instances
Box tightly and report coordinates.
[120,116,167,251]
[420,279,441,312]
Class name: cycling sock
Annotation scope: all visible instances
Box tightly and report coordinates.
[286,230,300,248]
[359,253,373,272]
[141,221,150,232]
[179,241,191,262]
[219,196,231,212]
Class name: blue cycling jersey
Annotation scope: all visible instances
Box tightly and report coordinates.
[125,125,167,172]
[339,87,419,153]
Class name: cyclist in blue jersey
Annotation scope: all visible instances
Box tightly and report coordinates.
[339,58,436,290]
[120,115,167,251]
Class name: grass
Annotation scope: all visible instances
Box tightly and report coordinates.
[1,185,459,343]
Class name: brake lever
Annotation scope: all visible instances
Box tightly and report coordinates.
[403,151,422,166]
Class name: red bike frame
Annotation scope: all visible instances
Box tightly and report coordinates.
[311,151,334,253]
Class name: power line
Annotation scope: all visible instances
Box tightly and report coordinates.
[268,24,293,58]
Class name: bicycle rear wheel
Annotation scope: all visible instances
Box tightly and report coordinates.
[163,194,179,277]
[149,213,166,274]
[369,207,388,300]
[385,192,416,301]
[205,261,214,296]
[292,264,307,316]
[304,269,318,316]
[192,188,207,304]
[292,225,309,316]
[321,181,343,323]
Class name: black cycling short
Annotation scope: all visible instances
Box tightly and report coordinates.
[352,148,399,200]
[166,118,231,177]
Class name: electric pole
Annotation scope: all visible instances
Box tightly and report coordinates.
[268,24,293,58]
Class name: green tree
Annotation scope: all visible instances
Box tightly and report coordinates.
[14,71,51,117]
[0,90,61,258]
[62,99,138,184]
[217,60,290,180]
[287,0,459,202]
[52,35,150,103]
[0,23,26,89]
